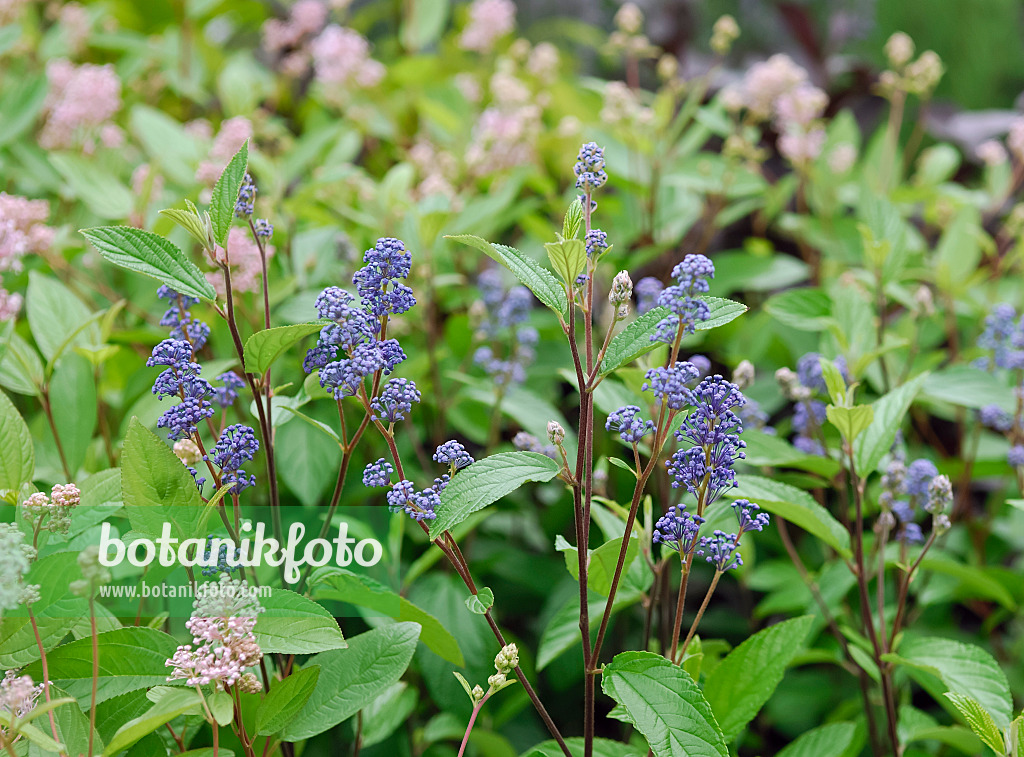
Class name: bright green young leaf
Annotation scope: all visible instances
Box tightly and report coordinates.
[775,722,857,757]
[818,357,847,405]
[545,238,587,286]
[254,588,347,655]
[764,288,833,331]
[944,693,1005,755]
[255,665,320,736]
[0,711,65,753]
[0,388,33,489]
[465,587,494,614]
[702,616,815,741]
[243,323,324,375]
[102,687,201,756]
[281,622,420,740]
[560,536,639,597]
[853,373,929,475]
[26,272,100,363]
[399,0,450,50]
[80,226,217,301]
[210,139,249,248]
[429,452,561,537]
[358,682,418,747]
[733,475,851,557]
[446,235,567,314]
[207,690,234,727]
[0,331,43,396]
[602,651,728,757]
[825,404,874,443]
[563,198,583,240]
[522,737,642,756]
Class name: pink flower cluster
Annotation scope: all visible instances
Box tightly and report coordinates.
[207,227,275,296]
[40,60,122,153]
[0,192,53,322]
[310,24,385,91]
[0,670,43,730]
[460,0,516,53]
[196,117,253,186]
[165,577,264,690]
[0,0,29,25]
[262,0,330,77]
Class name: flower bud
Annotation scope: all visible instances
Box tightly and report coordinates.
[488,672,507,689]
[174,439,202,465]
[609,271,633,305]
[884,32,914,68]
[710,14,740,55]
[615,3,643,34]
[495,643,519,673]
[237,672,263,693]
[933,513,951,535]
[472,684,485,702]
[925,474,952,514]
[732,360,755,390]
[547,421,565,445]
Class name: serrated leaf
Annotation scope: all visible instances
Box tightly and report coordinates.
[563,198,583,239]
[853,373,928,475]
[602,651,728,757]
[447,235,567,314]
[545,239,587,285]
[826,404,874,443]
[764,288,833,331]
[280,623,420,741]
[702,616,815,741]
[80,226,217,301]
[775,722,857,757]
[255,666,320,736]
[210,140,249,248]
[0,388,33,489]
[243,323,324,375]
[429,452,561,537]
[465,587,494,614]
[944,693,1005,754]
[254,588,347,654]
[102,687,201,756]
[521,737,644,756]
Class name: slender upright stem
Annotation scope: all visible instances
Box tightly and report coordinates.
[28,608,63,753]
[678,571,722,660]
[457,693,490,757]
[88,595,99,757]
[40,388,72,479]
[668,562,690,661]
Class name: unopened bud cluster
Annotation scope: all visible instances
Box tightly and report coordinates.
[22,483,80,535]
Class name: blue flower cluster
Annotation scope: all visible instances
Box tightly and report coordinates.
[433,440,475,471]
[158,286,210,349]
[473,269,538,387]
[642,362,700,409]
[362,458,394,488]
[209,424,259,493]
[698,531,743,571]
[585,229,608,258]
[387,480,440,522]
[777,353,848,456]
[235,174,256,219]
[213,371,244,408]
[201,537,241,577]
[370,377,421,423]
[148,339,215,440]
[606,405,655,444]
[976,304,1024,468]
[635,277,662,315]
[879,457,952,544]
[667,375,747,506]
[352,237,416,318]
[574,142,607,191]
[650,255,714,344]
[652,505,704,554]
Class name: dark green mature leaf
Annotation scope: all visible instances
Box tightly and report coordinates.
[944,693,1005,754]
[733,475,850,557]
[447,235,567,314]
[0,388,33,488]
[243,323,323,375]
[599,298,746,376]
[775,722,857,757]
[702,616,815,741]
[255,666,320,736]
[429,452,561,537]
[358,682,418,747]
[884,637,1013,728]
[922,366,1015,411]
[254,588,347,654]
[210,139,249,248]
[602,651,728,757]
[121,417,211,542]
[853,373,928,475]
[50,153,134,220]
[48,353,97,474]
[24,627,180,706]
[44,686,100,757]
[80,226,217,301]
[522,737,643,756]
[281,622,420,740]
[102,688,201,756]
[0,331,43,396]
[764,288,833,331]
[26,272,99,362]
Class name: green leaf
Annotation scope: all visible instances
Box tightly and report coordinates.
[465,587,494,614]
[38,686,100,757]
[255,665,320,736]
[26,272,99,363]
[254,588,347,655]
[602,651,728,757]
[80,226,217,301]
[944,693,1005,754]
[521,737,642,756]
[0,712,65,753]
[853,373,928,476]
[560,536,640,597]
[243,323,324,375]
[207,690,234,727]
[825,404,874,443]
[0,331,43,396]
[446,235,567,314]
[102,688,202,756]
[48,353,98,474]
[0,388,33,489]
[121,417,211,542]
[400,0,450,50]
[313,567,463,666]
[358,682,418,747]
[775,722,857,757]
[764,288,834,331]
[50,153,134,220]
[429,452,561,537]
[599,298,746,376]
[545,239,587,285]
[923,366,1015,411]
[733,475,851,557]
[819,357,847,405]
[702,616,815,741]
[884,636,1013,728]
[563,198,583,239]
[24,627,181,707]
[280,622,420,741]
[210,139,249,248]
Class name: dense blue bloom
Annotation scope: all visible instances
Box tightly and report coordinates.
[652,504,704,554]
[905,459,938,500]
[796,353,847,394]
[899,522,925,544]
[978,403,1013,432]
[387,480,439,521]
[651,255,714,343]
[235,174,256,219]
[352,238,416,318]
[1009,445,1024,467]
[643,362,700,409]
[732,500,770,533]
[157,397,214,440]
[606,405,655,444]
[573,142,607,191]
[585,229,608,258]
[362,459,394,488]
[474,274,536,387]
[148,338,214,439]
[148,339,196,370]
[370,378,421,423]
[433,440,474,470]
[202,537,241,576]
[254,219,273,238]
[635,277,662,315]
[210,424,259,493]
[698,530,743,571]
[321,340,406,399]
[978,304,1024,371]
[213,371,244,407]
[158,287,210,349]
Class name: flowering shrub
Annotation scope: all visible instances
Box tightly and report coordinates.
[1,2,1024,757]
